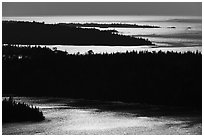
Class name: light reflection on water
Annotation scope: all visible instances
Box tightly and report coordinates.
[44,45,201,54]
[2,97,202,135]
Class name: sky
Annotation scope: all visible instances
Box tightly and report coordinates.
[2,2,202,17]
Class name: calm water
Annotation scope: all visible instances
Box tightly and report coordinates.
[3,15,202,53]
[2,97,201,135]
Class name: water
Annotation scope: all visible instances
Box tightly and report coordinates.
[3,16,202,134]
[2,97,202,135]
[3,15,202,53]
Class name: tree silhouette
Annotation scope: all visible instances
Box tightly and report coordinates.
[87,50,94,55]
[2,97,45,123]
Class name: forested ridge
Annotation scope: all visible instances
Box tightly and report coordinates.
[3,45,202,109]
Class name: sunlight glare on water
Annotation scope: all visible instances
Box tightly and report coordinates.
[2,97,202,135]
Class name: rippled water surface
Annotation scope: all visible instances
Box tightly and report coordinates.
[2,97,201,135]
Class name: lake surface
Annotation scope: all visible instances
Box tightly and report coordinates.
[2,97,202,135]
[3,15,202,53]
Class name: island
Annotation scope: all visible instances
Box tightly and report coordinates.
[3,21,153,46]
[167,26,176,29]
[59,22,161,28]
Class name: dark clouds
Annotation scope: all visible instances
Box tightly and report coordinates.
[2,2,202,16]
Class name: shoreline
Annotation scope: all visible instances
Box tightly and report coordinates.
[2,97,202,135]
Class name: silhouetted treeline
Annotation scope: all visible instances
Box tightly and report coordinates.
[2,45,202,109]
[59,23,160,28]
[2,97,45,123]
[3,21,153,46]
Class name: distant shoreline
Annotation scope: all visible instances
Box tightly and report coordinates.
[58,23,160,28]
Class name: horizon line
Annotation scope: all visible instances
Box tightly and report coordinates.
[2,14,202,17]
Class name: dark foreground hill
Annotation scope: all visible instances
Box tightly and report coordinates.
[2,21,153,46]
[2,97,45,123]
[2,45,202,109]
